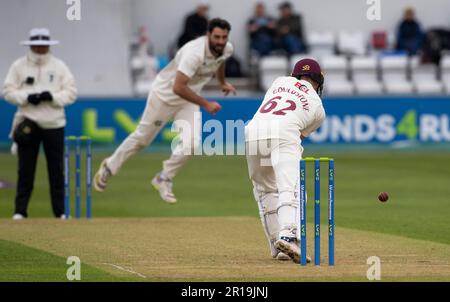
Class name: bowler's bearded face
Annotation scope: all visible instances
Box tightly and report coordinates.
[208,28,228,57]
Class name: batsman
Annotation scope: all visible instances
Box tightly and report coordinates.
[245,59,326,263]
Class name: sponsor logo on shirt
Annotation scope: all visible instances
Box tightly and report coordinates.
[295,82,309,94]
[271,86,310,112]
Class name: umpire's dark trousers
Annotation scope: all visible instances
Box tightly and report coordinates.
[15,127,65,217]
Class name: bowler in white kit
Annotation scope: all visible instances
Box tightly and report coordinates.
[245,58,326,262]
[94,18,236,203]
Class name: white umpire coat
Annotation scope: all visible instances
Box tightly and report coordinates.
[3,51,77,131]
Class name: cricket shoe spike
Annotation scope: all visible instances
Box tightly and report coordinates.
[151,173,177,204]
[275,237,311,264]
[94,159,112,192]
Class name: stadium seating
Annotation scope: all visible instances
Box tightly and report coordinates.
[371,31,388,50]
[380,55,414,94]
[441,55,450,94]
[410,56,443,95]
[259,56,289,90]
[350,56,383,95]
[320,56,354,95]
[254,33,450,96]
[337,31,367,56]
[307,32,336,60]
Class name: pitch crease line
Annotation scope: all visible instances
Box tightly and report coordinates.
[102,262,147,278]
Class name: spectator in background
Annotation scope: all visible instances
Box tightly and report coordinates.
[225,55,243,77]
[396,7,424,55]
[421,29,450,64]
[177,2,209,48]
[276,2,307,55]
[247,2,276,57]
[2,28,77,220]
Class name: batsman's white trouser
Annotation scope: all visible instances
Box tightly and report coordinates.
[246,139,303,255]
[106,93,201,179]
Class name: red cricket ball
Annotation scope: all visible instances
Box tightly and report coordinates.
[378,192,389,202]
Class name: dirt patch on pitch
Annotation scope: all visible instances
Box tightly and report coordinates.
[0,217,449,281]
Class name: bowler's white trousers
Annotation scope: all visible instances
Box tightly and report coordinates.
[106,93,201,179]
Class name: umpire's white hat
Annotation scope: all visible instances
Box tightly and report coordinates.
[20,28,60,46]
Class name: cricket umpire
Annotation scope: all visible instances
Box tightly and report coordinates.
[2,28,77,219]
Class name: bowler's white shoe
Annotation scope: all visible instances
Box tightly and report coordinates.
[94,159,112,192]
[151,173,177,204]
[12,214,24,220]
[275,252,291,261]
[275,237,311,264]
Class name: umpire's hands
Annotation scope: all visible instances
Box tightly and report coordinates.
[39,91,53,102]
[27,91,54,105]
[27,93,41,105]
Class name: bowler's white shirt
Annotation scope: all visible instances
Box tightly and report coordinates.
[151,36,233,106]
[246,76,325,142]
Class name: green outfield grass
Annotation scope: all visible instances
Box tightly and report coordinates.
[0,150,449,281]
[0,239,124,281]
[1,150,449,244]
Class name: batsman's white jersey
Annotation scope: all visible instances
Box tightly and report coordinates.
[245,76,326,258]
[245,76,325,143]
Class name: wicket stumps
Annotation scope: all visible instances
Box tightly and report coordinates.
[64,136,92,219]
[300,157,335,266]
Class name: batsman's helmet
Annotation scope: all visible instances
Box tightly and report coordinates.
[291,58,325,96]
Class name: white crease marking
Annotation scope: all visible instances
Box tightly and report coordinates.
[102,263,147,278]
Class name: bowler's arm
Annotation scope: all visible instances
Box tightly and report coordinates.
[216,63,226,86]
[173,71,221,114]
[215,62,236,96]
[173,71,209,107]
